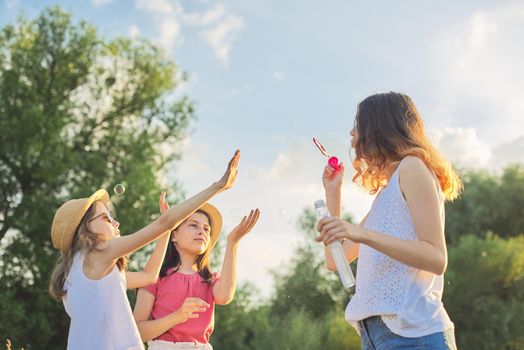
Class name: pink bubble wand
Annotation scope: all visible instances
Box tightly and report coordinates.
[312,137,342,172]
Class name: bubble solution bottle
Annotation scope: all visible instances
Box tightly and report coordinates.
[314,199,356,292]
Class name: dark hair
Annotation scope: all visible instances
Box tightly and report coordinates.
[159,210,213,284]
[352,92,461,200]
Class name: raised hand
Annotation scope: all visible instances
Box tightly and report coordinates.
[215,150,240,192]
[159,191,170,214]
[227,209,260,245]
[322,163,344,193]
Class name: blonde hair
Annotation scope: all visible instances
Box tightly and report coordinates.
[49,201,127,299]
[352,92,462,201]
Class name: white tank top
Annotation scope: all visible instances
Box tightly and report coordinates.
[346,159,454,337]
[62,253,144,349]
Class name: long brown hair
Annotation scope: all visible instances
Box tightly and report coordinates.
[159,210,213,284]
[49,201,128,299]
[352,92,462,201]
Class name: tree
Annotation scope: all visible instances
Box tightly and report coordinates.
[323,311,362,349]
[212,282,269,350]
[0,7,194,348]
[250,308,326,350]
[256,208,359,349]
[269,243,347,320]
[444,234,524,350]
[445,165,524,244]
[269,207,352,320]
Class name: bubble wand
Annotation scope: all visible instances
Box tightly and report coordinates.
[312,138,342,172]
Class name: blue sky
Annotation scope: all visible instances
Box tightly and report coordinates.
[2,0,524,297]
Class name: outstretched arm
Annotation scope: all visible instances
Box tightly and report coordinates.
[95,150,240,266]
[213,209,260,305]
[126,192,172,289]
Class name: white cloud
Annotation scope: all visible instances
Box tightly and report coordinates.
[135,0,183,49]
[430,2,524,145]
[159,18,181,49]
[469,12,497,49]
[273,70,284,80]
[128,25,140,38]
[183,4,225,27]
[135,0,175,14]
[4,0,19,9]
[491,136,524,168]
[92,0,113,7]
[429,127,491,168]
[200,14,244,66]
[134,1,244,64]
[229,84,253,97]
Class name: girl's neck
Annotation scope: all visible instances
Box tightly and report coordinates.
[177,249,198,274]
[384,160,401,180]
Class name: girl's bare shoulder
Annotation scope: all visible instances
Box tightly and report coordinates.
[400,156,432,177]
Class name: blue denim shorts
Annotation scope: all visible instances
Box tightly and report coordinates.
[359,316,457,350]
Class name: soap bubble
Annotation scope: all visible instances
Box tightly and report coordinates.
[275,208,287,217]
[113,183,126,195]
[229,208,243,222]
[348,146,356,163]
[247,167,259,179]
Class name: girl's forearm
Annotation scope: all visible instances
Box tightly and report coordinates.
[324,234,359,271]
[323,189,341,269]
[360,227,447,275]
[142,230,171,278]
[325,189,341,217]
[159,182,222,232]
[324,245,336,271]
[215,241,238,305]
[136,312,183,342]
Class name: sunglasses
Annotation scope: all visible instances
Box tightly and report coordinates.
[89,212,116,224]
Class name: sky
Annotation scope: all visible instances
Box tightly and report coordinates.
[2,0,524,298]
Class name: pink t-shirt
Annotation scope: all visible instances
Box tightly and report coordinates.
[144,270,220,344]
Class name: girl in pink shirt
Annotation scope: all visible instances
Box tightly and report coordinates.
[133,198,260,350]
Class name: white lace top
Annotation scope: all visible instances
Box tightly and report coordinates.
[62,253,144,350]
[345,159,454,337]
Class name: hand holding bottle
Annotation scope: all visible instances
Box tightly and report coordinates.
[314,199,355,291]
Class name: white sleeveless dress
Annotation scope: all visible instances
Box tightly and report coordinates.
[346,160,454,337]
[62,253,144,349]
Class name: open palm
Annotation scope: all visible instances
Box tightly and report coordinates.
[227,209,260,244]
[216,150,240,192]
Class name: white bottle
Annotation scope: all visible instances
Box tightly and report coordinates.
[314,199,356,291]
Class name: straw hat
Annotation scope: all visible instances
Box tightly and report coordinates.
[188,202,223,251]
[51,189,110,254]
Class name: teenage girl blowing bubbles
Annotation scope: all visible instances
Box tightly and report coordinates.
[316,92,460,350]
[49,150,240,350]
[133,200,260,349]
